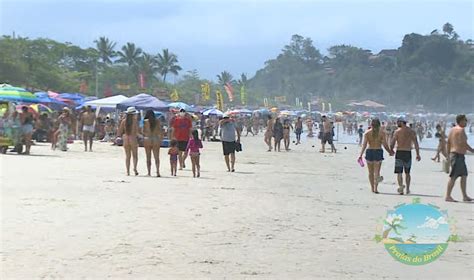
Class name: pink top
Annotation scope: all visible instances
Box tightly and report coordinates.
[186,138,203,154]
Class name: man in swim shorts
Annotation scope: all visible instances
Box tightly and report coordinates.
[80,105,96,152]
[390,118,421,195]
[445,114,473,202]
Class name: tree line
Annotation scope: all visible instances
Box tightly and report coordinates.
[1,22,472,111]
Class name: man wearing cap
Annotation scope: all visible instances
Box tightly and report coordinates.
[171,109,193,169]
[80,105,95,152]
[390,118,421,195]
[220,114,241,172]
[445,114,473,202]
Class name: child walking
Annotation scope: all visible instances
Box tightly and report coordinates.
[186,130,203,178]
[168,140,179,176]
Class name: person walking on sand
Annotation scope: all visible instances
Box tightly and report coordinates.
[19,106,34,155]
[54,107,72,152]
[168,140,179,176]
[359,118,393,193]
[186,130,203,178]
[283,118,293,151]
[220,113,241,172]
[295,117,303,144]
[273,117,284,152]
[358,124,364,146]
[390,118,421,195]
[80,105,95,152]
[143,110,162,177]
[118,107,139,176]
[445,114,473,202]
[431,124,447,162]
[171,109,193,170]
[320,116,332,153]
[264,115,274,151]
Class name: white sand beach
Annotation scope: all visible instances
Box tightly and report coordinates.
[1,135,473,279]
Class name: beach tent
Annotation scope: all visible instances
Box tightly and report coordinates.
[83,95,128,109]
[117,93,168,111]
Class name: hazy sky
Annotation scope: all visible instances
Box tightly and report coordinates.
[1,0,472,80]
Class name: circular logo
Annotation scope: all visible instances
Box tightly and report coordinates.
[378,200,453,265]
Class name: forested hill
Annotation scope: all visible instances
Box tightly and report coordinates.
[248,23,474,112]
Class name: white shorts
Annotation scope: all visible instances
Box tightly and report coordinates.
[83,125,95,133]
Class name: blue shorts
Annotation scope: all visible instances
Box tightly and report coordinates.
[365,149,384,162]
[22,124,34,135]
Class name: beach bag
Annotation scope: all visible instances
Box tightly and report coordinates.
[235,141,242,152]
[442,159,450,174]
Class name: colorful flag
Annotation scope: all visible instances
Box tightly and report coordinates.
[224,82,234,102]
[240,86,246,105]
[170,89,179,101]
[201,83,211,101]
[138,73,146,88]
[216,90,224,111]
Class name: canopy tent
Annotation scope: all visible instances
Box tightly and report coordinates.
[202,108,224,116]
[0,84,39,103]
[348,100,386,108]
[82,95,128,109]
[117,93,168,111]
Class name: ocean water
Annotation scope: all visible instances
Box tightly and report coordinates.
[393,243,445,256]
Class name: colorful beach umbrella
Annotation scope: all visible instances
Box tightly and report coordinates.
[202,108,224,116]
[168,102,192,111]
[0,84,39,103]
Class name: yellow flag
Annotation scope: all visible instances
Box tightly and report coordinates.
[240,86,246,105]
[170,89,179,101]
[216,90,224,111]
[201,83,211,101]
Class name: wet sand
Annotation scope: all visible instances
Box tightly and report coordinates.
[1,135,473,279]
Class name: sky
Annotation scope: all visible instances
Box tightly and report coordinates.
[1,0,472,80]
[385,204,450,244]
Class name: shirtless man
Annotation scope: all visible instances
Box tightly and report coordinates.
[264,115,274,151]
[80,105,95,152]
[320,116,332,153]
[390,118,421,195]
[445,114,473,202]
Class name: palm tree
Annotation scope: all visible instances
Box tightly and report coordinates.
[237,73,248,87]
[117,42,143,73]
[94,37,116,64]
[156,49,182,82]
[382,214,406,239]
[138,52,158,83]
[216,71,233,86]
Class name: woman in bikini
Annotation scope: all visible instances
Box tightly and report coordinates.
[118,107,139,176]
[264,115,274,151]
[359,118,393,193]
[143,110,163,177]
[282,118,293,151]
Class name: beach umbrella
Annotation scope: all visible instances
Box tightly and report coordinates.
[202,108,223,116]
[16,104,53,115]
[270,107,279,112]
[168,102,192,111]
[280,110,296,116]
[0,84,39,103]
[34,92,68,110]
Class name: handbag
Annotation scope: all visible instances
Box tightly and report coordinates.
[235,141,242,152]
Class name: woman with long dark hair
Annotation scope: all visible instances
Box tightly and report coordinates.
[359,118,393,193]
[118,107,139,176]
[143,109,162,177]
[273,117,284,152]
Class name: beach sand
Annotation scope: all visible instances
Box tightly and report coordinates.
[1,135,473,279]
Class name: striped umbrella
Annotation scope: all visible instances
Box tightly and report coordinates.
[0,84,39,103]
